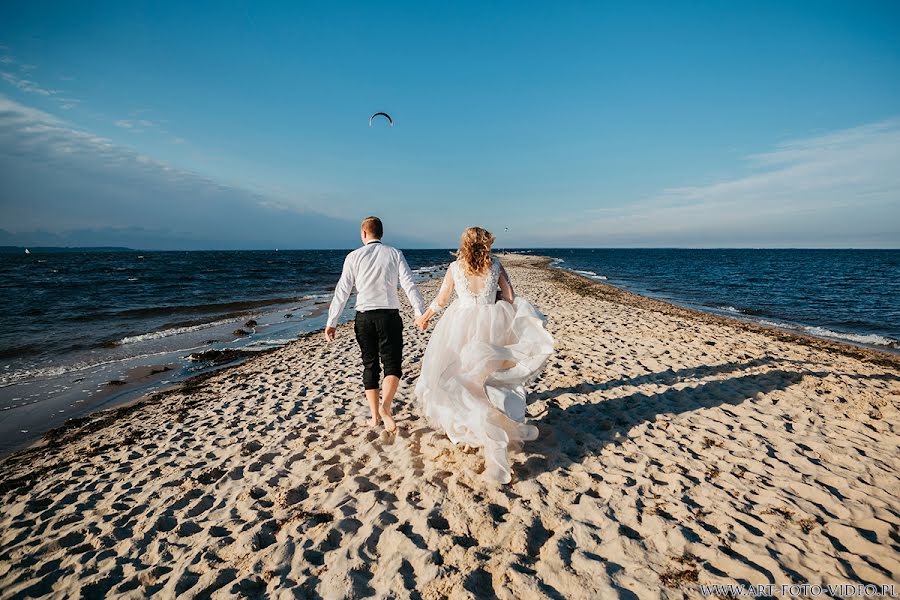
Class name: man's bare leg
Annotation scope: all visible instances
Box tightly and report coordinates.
[365,388,381,427]
[379,375,399,432]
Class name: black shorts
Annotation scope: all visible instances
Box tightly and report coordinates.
[354,309,403,390]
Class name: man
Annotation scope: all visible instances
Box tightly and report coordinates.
[325,216,426,432]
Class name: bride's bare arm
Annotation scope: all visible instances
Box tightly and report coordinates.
[499,264,515,303]
[416,265,455,330]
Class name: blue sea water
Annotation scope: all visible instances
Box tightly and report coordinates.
[541,248,900,351]
[0,247,897,455]
[0,249,454,453]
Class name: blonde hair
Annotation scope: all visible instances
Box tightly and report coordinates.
[455,227,495,275]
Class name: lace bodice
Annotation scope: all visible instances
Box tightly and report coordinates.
[452,258,500,305]
[429,257,512,313]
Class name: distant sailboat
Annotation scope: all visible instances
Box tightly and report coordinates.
[24,248,30,254]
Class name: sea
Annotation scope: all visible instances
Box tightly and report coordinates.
[544,248,900,350]
[0,249,454,454]
[1,247,898,455]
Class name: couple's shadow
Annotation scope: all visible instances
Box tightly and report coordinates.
[515,357,801,481]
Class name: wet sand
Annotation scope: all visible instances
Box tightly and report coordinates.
[0,254,897,598]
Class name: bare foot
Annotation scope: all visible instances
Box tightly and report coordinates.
[369,413,381,427]
[378,407,397,433]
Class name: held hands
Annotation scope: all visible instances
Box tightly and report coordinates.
[324,326,336,342]
[414,315,430,331]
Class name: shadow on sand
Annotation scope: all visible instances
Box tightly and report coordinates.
[517,359,804,481]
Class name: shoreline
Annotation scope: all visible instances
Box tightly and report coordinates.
[542,257,900,370]
[1,254,897,597]
[3,252,895,460]
[5,253,897,462]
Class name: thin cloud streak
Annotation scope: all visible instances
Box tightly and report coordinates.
[1,71,58,96]
[0,48,85,115]
[569,119,900,247]
[0,95,412,249]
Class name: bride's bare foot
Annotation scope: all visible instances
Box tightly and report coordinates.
[378,406,397,433]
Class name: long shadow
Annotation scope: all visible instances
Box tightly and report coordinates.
[518,368,805,481]
[531,357,779,403]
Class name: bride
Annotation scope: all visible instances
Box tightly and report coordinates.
[414,227,554,483]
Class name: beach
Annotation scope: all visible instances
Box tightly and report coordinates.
[1,253,898,598]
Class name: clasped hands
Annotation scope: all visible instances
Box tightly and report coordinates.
[414,314,431,331]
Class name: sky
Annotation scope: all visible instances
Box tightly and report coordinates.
[1,1,899,249]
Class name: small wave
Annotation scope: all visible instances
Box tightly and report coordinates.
[717,305,743,314]
[800,326,898,348]
[245,338,295,348]
[118,318,239,345]
[0,364,73,386]
[0,346,193,387]
[572,269,608,281]
[0,343,44,360]
[413,263,450,277]
[99,296,312,321]
[756,319,898,348]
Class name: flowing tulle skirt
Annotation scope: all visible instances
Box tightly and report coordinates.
[414,297,554,483]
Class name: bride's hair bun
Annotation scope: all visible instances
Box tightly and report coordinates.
[456,227,495,275]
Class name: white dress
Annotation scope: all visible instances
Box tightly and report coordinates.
[414,257,554,483]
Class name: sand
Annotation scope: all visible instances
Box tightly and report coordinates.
[0,254,897,599]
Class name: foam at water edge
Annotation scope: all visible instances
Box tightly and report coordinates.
[757,319,898,348]
[0,346,205,387]
[245,339,296,348]
[800,325,898,348]
[118,317,243,345]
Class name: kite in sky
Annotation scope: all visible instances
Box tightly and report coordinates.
[369,112,393,126]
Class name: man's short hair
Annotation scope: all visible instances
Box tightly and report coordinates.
[361,216,383,239]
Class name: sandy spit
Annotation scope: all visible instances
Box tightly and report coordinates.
[1,254,897,599]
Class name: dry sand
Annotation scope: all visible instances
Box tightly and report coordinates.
[1,254,898,599]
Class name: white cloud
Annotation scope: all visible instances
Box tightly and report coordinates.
[0,96,62,125]
[0,95,369,249]
[570,119,900,246]
[114,117,163,133]
[56,97,80,110]
[0,50,80,110]
[1,71,58,96]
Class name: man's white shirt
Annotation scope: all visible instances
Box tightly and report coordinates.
[326,240,427,329]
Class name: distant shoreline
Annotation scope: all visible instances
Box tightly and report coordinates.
[1,246,136,253]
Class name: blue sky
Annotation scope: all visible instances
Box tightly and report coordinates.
[1,1,899,248]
